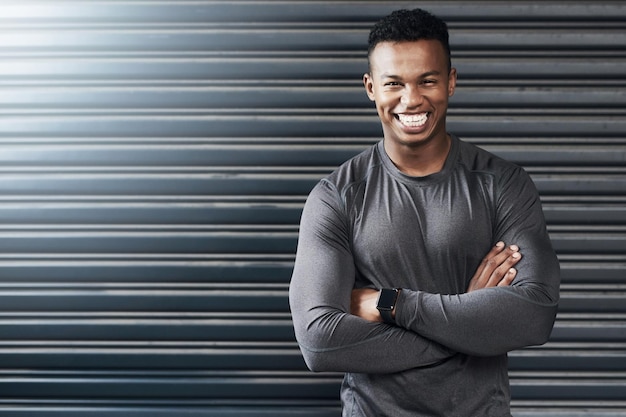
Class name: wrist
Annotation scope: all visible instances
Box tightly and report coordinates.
[376,288,401,324]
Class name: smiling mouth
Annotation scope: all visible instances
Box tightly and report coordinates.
[397,112,428,128]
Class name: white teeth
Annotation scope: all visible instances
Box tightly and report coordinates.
[398,113,428,127]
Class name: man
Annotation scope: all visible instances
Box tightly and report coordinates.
[289,8,560,417]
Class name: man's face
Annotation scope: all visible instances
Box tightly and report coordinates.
[363,40,456,148]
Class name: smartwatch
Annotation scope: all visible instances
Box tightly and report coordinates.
[376,288,400,324]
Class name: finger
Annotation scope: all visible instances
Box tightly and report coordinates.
[467,242,504,291]
[473,242,506,278]
[497,267,517,287]
[485,250,522,287]
[474,243,516,281]
[468,243,523,291]
[482,241,506,262]
[486,244,520,273]
[480,243,516,271]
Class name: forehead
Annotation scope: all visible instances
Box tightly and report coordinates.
[369,39,448,76]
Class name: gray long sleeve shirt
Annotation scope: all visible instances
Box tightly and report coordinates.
[289,135,560,417]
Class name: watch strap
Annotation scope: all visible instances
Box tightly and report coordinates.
[379,307,395,324]
[377,288,400,324]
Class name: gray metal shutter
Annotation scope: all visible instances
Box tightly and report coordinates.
[0,1,624,416]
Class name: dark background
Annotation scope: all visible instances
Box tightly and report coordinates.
[0,1,624,416]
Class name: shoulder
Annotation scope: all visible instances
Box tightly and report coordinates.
[455,137,528,181]
[317,142,382,194]
[301,143,381,229]
[304,142,382,216]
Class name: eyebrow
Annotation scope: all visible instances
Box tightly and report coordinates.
[380,70,442,80]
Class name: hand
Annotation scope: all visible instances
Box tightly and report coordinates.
[351,242,521,320]
[351,288,382,322]
[466,241,522,292]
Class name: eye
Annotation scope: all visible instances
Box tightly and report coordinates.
[384,81,401,87]
[420,79,438,86]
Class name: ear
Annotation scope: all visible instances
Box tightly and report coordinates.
[448,68,458,97]
[363,73,376,101]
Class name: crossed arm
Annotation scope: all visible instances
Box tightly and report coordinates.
[351,241,522,322]
[290,176,560,373]
[348,241,559,357]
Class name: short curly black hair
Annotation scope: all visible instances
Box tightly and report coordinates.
[367,8,451,72]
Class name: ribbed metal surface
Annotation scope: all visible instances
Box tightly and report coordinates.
[0,1,624,416]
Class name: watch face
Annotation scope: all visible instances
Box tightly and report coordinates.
[377,288,398,310]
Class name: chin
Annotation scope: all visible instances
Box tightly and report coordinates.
[394,132,433,147]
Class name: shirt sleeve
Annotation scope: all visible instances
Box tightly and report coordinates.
[289,180,455,373]
[395,166,561,357]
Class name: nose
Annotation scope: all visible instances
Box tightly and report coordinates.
[401,85,423,108]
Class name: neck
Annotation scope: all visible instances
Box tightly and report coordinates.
[384,134,452,177]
